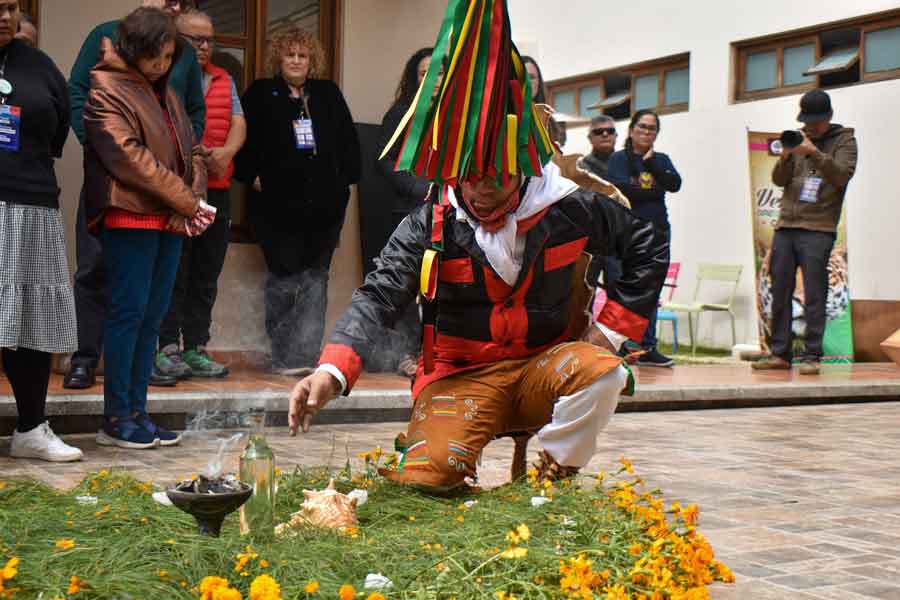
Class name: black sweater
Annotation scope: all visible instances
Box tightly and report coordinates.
[377,102,431,220]
[0,39,70,208]
[235,76,361,226]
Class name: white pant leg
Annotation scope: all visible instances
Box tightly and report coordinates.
[536,364,627,468]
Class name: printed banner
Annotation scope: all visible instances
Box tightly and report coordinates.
[746,131,854,363]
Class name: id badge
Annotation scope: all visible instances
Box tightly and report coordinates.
[0,105,22,152]
[293,118,316,150]
[799,176,822,203]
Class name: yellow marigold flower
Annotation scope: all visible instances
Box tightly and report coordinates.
[408,515,416,521]
[158,570,168,579]
[303,580,320,593]
[97,469,110,477]
[516,523,531,541]
[367,594,386,600]
[619,456,634,474]
[55,539,76,551]
[249,574,281,600]
[338,584,355,600]
[1,557,18,581]
[500,545,528,559]
[68,575,83,595]
[714,561,735,583]
[259,559,269,569]
[495,592,518,600]
[629,543,642,556]
[455,515,465,523]
[165,539,177,545]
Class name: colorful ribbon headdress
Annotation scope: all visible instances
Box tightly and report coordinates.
[381,0,555,187]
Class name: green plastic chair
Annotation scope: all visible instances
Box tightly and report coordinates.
[661,263,743,356]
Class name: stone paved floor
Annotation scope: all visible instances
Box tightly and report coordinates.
[3,402,900,599]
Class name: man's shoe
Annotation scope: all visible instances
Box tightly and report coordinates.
[155,344,192,380]
[751,356,792,371]
[97,416,158,450]
[149,368,178,387]
[636,348,674,368]
[63,364,95,390]
[182,346,229,378]
[10,422,83,462]
[798,360,821,375]
[134,412,182,446]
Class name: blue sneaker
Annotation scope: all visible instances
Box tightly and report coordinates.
[96,416,158,449]
[134,413,183,447]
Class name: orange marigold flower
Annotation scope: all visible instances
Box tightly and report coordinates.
[366,594,386,600]
[338,584,356,600]
[629,543,642,556]
[67,575,83,595]
[303,580,320,593]
[1,557,18,581]
[619,456,634,474]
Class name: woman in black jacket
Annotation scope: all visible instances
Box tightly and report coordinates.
[235,27,361,374]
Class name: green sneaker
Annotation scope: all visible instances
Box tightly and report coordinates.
[182,346,229,378]
[155,344,192,380]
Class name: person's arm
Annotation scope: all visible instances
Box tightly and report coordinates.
[577,192,669,343]
[318,204,427,392]
[206,79,247,179]
[68,25,106,146]
[182,49,206,142]
[644,153,681,193]
[772,153,794,187]
[809,135,858,188]
[83,88,198,217]
[331,83,361,185]
[607,151,663,205]
[378,104,432,200]
[49,59,71,158]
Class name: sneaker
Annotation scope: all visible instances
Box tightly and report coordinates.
[636,347,674,368]
[182,346,229,378]
[798,359,820,375]
[10,422,83,462]
[96,416,158,450]
[149,369,178,387]
[63,364,96,390]
[751,355,792,371]
[134,412,182,447]
[155,344,192,380]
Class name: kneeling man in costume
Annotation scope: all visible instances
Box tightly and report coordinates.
[289,0,668,492]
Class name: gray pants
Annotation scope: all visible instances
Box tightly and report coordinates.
[769,228,836,361]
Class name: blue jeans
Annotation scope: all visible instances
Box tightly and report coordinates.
[604,256,659,350]
[101,228,182,418]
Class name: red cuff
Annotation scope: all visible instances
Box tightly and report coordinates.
[318,344,362,391]
[597,299,649,343]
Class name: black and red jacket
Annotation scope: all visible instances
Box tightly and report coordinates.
[319,184,669,398]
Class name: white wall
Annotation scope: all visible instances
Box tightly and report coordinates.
[510,0,900,348]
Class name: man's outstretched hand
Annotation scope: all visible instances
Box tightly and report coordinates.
[288,371,341,435]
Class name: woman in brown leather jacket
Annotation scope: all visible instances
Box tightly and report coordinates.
[83,7,214,450]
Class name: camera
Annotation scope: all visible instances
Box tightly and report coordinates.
[780,130,804,149]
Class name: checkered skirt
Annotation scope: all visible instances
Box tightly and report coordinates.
[0,200,77,353]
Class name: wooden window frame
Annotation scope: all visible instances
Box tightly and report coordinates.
[547,53,689,123]
[732,8,900,103]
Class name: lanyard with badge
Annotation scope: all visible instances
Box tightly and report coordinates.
[292,90,316,153]
[0,49,21,153]
[799,164,823,204]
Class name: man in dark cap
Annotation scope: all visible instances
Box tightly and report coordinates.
[752,89,857,375]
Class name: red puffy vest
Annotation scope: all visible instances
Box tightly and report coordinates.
[201,63,234,189]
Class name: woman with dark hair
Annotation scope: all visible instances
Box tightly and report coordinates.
[235,27,360,375]
[522,55,547,104]
[374,47,441,377]
[83,6,214,448]
[1,0,82,461]
[607,109,681,367]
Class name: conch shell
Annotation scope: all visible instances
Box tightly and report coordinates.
[275,479,358,537]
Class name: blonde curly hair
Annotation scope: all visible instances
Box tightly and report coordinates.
[266,27,327,79]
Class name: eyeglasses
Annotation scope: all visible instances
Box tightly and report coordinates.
[635,123,658,133]
[591,127,617,136]
[182,33,214,48]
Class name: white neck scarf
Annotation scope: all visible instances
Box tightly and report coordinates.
[447,160,580,286]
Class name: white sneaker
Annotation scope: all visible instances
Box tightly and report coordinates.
[10,422,84,462]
